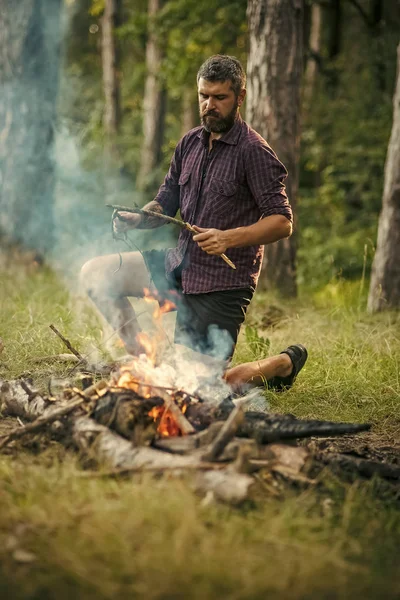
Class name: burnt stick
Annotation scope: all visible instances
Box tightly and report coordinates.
[107,204,236,270]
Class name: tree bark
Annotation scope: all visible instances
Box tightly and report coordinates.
[246,0,303,296]
[101,0,122,164]
[0,0,62,254]
[180,87,197,136]
[304,2,322,106]
[368,44,400,312]
[137,0,167,192]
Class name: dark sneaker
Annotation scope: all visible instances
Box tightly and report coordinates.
[268,344,308,392]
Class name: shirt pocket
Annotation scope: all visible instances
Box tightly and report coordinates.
[179,171,191,217]
[208,177,238,216]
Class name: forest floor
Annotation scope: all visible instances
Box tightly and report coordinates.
[0,250,399,600]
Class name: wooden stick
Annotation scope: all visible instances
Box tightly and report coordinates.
[0,380,108,450]
[157,389,196,435]
[78,462,226,478]
[107,204,236,270]
[203,405,245,462]
[49,324,84,362]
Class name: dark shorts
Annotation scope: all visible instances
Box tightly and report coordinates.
[142,249,253,360]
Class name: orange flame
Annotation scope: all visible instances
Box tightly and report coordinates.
[148,405,181,437]
[136,332,157,365]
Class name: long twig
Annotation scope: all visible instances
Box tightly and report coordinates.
[107,204,236,270]
[49,324,84,362]
[0,381,108,450]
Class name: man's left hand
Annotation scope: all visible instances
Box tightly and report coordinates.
[192,225,228,255]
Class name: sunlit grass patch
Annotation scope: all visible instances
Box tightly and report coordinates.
[1,259,400,598]
[0,455,399,600]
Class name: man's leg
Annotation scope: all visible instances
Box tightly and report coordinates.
[80,252,151,354]
[224,345,308,392]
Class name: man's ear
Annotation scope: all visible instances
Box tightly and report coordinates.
[237,88,246,107]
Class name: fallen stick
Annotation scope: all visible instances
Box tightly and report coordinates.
[78,462,226,478]
[49,324,84,362]
[203,404,245,462]
[0,380,108,450]
[107,204,236,270]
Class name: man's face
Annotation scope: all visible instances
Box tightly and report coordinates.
[198,78,245,133]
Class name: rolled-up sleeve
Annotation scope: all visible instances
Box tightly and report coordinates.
[245,143,293,222]
[153,139,184,217]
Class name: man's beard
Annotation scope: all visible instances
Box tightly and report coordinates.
[200,101,238,133]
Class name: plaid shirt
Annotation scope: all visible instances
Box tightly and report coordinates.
[155,116,292,294]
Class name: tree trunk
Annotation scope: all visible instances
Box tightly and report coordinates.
[180,87,197,136]
[304,2,322,106]
[101,0,122,164]
[367,44,400,312]
[137,0,166,192]
[0,0,62,254]
[246,0,303,296]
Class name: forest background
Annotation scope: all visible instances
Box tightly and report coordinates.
[59,0,399,297]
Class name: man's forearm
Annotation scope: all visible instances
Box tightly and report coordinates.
[137,200,166,229]
[223,214,292,248]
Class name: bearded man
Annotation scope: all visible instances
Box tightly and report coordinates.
[80,55,307,391]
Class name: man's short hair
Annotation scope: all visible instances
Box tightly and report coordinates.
[197,55,246,97]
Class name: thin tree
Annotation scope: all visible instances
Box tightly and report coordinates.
[137,0,166,192]
[304,1,322,107]
[102,0,122,164]
[367,43,400,312]
[0,0,62,254]
[246,0,303,296]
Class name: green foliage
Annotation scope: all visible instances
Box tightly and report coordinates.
[157,0,247,91]
[244,325,270,358]
[89,0,104,17]
[298,1,398,289]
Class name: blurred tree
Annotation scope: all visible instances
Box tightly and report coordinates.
[137,0,167,192]
[246,0,303,297]
[102,0,122,163]
[303,1,322,107]
[180,86,196,136]
[0,0,62,253]
[368,44,400,312]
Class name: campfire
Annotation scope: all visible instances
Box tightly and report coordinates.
[1,303,398,504]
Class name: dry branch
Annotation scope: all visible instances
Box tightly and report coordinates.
[107,203,236,270]
[0,381,108,450]
[203,405,244,462]
[49,324,84,362]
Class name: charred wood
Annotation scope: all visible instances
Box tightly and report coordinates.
[237,411,371,443]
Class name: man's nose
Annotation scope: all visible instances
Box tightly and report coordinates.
[206,97,216,111]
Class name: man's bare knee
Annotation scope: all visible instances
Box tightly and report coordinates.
[79,252,150,300]
[80,257,108,299]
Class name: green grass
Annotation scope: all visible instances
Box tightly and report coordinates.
[1,255,400,599]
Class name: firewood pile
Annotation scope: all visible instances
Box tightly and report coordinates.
[2,344,398,504]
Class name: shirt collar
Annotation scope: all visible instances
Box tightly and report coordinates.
[197,115,243,147]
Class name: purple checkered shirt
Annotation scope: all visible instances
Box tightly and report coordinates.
[155,116,293,294]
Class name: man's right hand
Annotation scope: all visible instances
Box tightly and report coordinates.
[112,211,142,235]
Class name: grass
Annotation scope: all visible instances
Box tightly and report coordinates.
[0,253,400,599]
